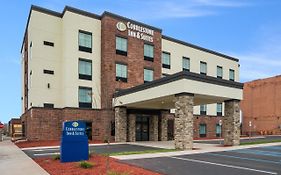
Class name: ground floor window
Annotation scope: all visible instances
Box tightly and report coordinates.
[199,124,207,137]
[216,124,222,137]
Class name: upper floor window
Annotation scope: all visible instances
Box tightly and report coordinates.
[43,41,54,47]
[116,36,127,56]
[200,61,207,75]
[162,52,171,69]
[78,87,92,108]
[79,30,92,53]
[144,69,154,83]
[44,103,54,108]
[229,69,235,81]
[116,63,127,82]
[144,44,154,62]
[217,66,223,79]
[79,59,92,80]
[217,103,222,116]
[43,69,54,75]
[182,57,190,71]
[200,104,207,115]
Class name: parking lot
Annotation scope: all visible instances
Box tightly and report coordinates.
[123,145,281,175]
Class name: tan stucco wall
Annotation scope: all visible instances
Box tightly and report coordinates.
[25,10,101,109]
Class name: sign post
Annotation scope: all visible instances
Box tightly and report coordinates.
[249,121,252,141]
[219,120,222,145]
[60,121,89,162]
[0,122,4,142]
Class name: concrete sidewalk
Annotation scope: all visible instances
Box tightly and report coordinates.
[0,140,49,175]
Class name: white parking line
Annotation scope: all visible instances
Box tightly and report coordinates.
[170,157,277,175]
[34,152,60,156]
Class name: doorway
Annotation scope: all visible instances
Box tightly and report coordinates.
[136,116,149,141]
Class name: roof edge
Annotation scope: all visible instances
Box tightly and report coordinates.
[114,71,243,97]
[162,35,239,62]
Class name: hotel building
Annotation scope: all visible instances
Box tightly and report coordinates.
[20,5,243,149]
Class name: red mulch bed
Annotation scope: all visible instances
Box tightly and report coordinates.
[15,140,108,148]
[35,154,161,175]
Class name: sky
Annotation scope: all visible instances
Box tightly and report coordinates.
[0,0,280,123]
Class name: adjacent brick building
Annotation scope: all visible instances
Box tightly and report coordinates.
[20,5,243,149]
[241,75,281,135]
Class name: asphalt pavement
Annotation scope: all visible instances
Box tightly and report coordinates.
[123,145,281,175]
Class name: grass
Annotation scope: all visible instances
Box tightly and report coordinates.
[108,149,177,156]
[240,139,281,146]
[79,161,94,169]
[52,154,60,160]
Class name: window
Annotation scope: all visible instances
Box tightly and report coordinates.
[200,61,207,75]
[217,66,223,79]
[79,87,92,108]
[199,124,207,137]
[79,30,92,53]
[216,124,222,137]
[229,69,235,81]
[116,36,127,56]
[43,69,54,75]
[144,44,154,61]
[43,41,54,47]
[200,104,207,115]
[144,69,154,83]
[217,103,222,116]
[182,57,190,71]
[44,103,54,108]
[162,52,171,69]
[116,63,127,82]
[79,59,92,80]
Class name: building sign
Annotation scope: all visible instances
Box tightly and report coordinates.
[116,21,154,42]
[60,121,88,163]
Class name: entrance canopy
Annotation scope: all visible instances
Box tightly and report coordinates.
[113,71,243,109]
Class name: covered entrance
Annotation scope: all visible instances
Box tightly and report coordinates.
[136,116,149,141]
[114,71,243,150]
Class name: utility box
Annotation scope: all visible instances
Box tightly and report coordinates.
[60,121,89,162]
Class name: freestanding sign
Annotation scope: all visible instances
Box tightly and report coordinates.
[60,121,89,162]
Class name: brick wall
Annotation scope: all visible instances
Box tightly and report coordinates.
[241,76,281,135]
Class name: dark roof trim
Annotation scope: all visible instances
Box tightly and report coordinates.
[162,35,239,62]
[101,11,162,32]
[63,6,101,20]
[114,71,243,97]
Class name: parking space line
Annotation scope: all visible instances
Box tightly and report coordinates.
[170,157,277,175]
[34,152,60,156]
[229,149,281,157]
[206,153,281,165]
[262,146,281,150]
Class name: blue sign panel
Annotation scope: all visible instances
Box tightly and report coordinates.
[60,121,89,162]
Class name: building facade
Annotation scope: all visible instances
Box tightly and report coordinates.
[241,76,281,135]
[21,5,243,149]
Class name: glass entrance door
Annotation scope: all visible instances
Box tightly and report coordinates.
[136,116,149,141]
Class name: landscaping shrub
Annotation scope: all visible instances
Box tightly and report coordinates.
[52,154,60,160]
[79,161,93,169]
[107,171,130,175]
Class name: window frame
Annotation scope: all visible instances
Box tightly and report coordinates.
[144,68,154,83]
[217,103,223,116]
[115,63,128,82]
[162,52,171,69]
[182,57,190,71]
[144,43,154,62]
[78,86,92,108]
[78,58,92,81]
[116,36,128,56]
[78,30,92,53]
[200,61,207,75]
[200,104,207,115]
[199,123,207,138]
[217,66,223,79]
[229,69,235,81]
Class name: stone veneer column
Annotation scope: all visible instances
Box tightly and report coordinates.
[149,115,159,141]
[223,100,240,146]
[160,111,168,141]
[115,107,127,142]
[174,93,194,150]
[128,114,136,142]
